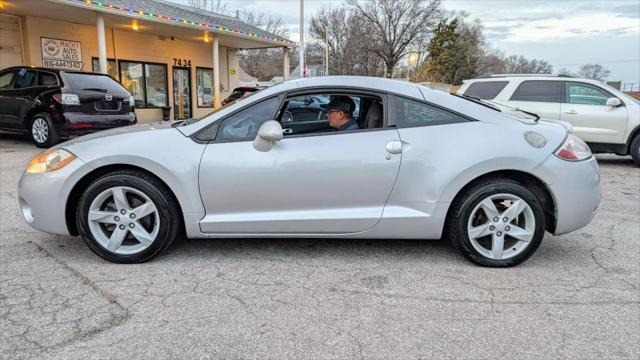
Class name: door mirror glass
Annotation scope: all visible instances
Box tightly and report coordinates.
[606,97,622,107]
[253,120,283,152]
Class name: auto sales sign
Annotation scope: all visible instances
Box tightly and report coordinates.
[41,38,83,71]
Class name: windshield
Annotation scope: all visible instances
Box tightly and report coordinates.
[63,72,128,93]
[179,87,267,126]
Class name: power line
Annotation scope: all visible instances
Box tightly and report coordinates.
[553,59,640,67]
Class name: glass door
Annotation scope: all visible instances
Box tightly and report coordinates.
[172,67,191,120]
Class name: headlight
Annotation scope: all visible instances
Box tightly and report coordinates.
[26,149,77,174]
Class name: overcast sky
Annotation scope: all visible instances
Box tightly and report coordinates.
[174,0,640,84]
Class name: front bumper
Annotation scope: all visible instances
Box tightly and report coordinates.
[537,155,602,235]
[17,157,90,235]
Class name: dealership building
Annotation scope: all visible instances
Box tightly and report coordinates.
[0,0,293,122]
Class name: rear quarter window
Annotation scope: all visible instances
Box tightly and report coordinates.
[463,81,509,99]
[391,96,469,128]
[62,72,128,93]
[510,80,561,103]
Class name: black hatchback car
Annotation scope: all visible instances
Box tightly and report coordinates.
[0,66,136,147]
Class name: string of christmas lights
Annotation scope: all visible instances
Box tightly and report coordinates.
[75,0,295,46]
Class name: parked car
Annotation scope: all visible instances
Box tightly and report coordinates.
[221,86,265,106]
[18,76,601,267]
[0,66,136,147]
[457,74,640,165]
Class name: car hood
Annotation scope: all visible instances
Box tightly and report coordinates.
[57,121,180,148]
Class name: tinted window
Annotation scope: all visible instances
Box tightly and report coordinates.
[463,81,508,99]
[217,97,281,141]
[392,96,468,128]
[0,71,14,89]
[565,82,612,105]
[510,81,560,102]
[63,73,128,93]
[38,72,58,86]
[13,69,36,89]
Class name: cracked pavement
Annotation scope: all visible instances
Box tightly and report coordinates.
[1,134,638,359]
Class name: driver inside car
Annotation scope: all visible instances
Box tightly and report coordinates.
[323,96,359,131]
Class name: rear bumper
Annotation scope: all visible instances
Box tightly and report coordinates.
[58,112,136,135]
[537,155,602,235]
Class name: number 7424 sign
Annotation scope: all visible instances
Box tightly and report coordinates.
[173,58,192,67]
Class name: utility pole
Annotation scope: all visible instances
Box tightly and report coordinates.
[324,30,329,76]
[299,0,305,78]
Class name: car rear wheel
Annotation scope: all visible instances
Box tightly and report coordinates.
[30,114,59,148]
[447,178,545,267]
[630,135,640,166]
[77,170,180,263]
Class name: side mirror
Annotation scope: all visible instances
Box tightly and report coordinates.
[606,97,622,107]
[253,120,283,152]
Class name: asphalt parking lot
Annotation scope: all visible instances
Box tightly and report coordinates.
[1,133,638,360]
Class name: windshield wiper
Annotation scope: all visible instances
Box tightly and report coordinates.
[453,93,500,111]
[458,94,539,122]
[83,87,108,92]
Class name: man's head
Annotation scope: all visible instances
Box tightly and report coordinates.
[323,96,356,129]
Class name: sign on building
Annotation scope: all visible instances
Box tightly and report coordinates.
[40,37,83,70]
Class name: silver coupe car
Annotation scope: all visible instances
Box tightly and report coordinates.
[17,76,601,267]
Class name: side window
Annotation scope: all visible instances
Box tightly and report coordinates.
[392,96,469,128]
[565,82,612,106]
[13,69,36,89]
[510,81,560,102]
[37,72,59,87]
[278,93,379,136]
[463,81,509,100]
[217,97,281,141]
[0,71,14,89]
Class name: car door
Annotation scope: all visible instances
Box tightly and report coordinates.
[0,70,16,126]
[197,93,401,234]
[3,69,37,129]
[560,81,628,144]
[506,80,561,120]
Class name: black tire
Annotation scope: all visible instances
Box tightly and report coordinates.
[447,178,546,267]
[630,135,640,166]
[30,113,59,148]
[77,170,180,263]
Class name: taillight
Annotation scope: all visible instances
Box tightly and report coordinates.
[52,94,80,105]
[554,134,592,161]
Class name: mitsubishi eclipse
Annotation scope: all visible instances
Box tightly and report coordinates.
[17,76,601,267]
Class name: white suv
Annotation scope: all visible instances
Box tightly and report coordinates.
[458,75,640,165]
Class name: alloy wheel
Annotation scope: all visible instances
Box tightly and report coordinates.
[87,186,160,255]
[467,193,536,260]
[31,118,49,144]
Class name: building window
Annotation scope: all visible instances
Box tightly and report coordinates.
[119,60,168,108]
[91,58,118,79]
[196,67,213,108]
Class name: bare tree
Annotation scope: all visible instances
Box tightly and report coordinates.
[310,6,383,76]
[346,0,443,77]
[186,0,227,13]
[578,63,610,80]
[237,11,290,81]
[502,55,552,74]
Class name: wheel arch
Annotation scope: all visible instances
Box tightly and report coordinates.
[445,169,557,233]
[65,164,185,236]
[626,124,640,154]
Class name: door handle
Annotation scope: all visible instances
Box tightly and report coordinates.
[385,140,402,154]
[564,110,577,115]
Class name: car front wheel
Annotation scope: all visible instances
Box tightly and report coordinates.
[76,170,180,263]
[447,178,545,267]
[30,114,59,148]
